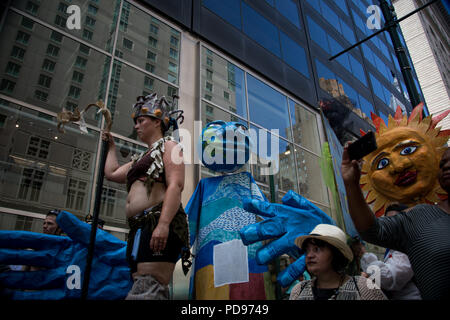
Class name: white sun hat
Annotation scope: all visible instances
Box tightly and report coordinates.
[295,224,353,262]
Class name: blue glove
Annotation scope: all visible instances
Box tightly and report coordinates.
[239,190,335,287]
[0,210,132,299]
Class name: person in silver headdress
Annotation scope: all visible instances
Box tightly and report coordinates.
[102,93,190,300]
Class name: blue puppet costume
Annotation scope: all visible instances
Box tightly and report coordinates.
[186,121,336,299]
[0,210,132,299]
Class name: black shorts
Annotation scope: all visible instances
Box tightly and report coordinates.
[126,203,186,274]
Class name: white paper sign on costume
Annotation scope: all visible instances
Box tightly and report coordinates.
[213,239,249,287]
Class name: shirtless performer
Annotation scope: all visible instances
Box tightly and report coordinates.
[102,94,190,300]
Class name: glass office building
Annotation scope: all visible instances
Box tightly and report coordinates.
[0,0,425,298]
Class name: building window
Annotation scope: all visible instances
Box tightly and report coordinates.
[167,86,177,98]
[148,36,157,48]
[85,16,96,27]
[150,24,159,35]
[145,63,155,73]
[223,91,230,100]
[27,136,50,159]
[38,74,52,88]
[68,85,81,99]
[79,44,90,55]
[21,16,34,29]
[0,79,16,93]
[66,178,87,211]
[18,168,44,202]
[42,59,56,72]
[206,105,214,115]
[16,31,31,45]
[50,30,63,43]
[5,62,21,77]
[58,2,68,13]
[120,3,130,32]
[123,38,133,50]
[72,149,92,171]
[88,4,98,15]
[72,71,84,83]
[34,90,48,101]
[82,29,93,41]
[54,15,67,28]
[25,1,39,15]
[144,76,154,89]
[205,82,213,92]
[11,46,26,60]
[168,74,177,84]
[169,48,178,59]
[206,57,213,67]
[75,56,87,69]
[206,69,213,80]
[0,114,6,128]
[66,101,78,112]
[170,35,179,48]
[14,215,33,231]
[168,62,178,74]
[101,187,116,217]
[46,44,60,57]
[147,51,156,62]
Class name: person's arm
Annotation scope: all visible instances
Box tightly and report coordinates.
[341,144,375,232]
[341,143,409,251]
[102,131,132,184]
[150,140,185,252]
[381,251,415,291]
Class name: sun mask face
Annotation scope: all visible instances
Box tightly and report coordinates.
[360,104,450,216]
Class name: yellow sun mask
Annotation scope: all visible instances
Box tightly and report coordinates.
[359,103,450,217]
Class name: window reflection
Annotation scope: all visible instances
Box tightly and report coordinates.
[12,0,120,52]
[116,2,181,85]
[0,101,98,218]
[201,47,247,119]
[288,100,321,154]
[275,0,301,29]
[294,147,329,205]
[247,74,290,139]
[242,2,281,57]
[203,0,242,30]
[250,126,298,193]
[0,11,110,128]
[201,101,247,126]
[279,32,309,78]
[316,59,374,122]
[108,62,178,138]
[0,212,44,233]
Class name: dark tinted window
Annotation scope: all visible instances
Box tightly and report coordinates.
[203,0,242,30]
[275,0,301,28]
[280,32,309,77]
[242,2,281,57]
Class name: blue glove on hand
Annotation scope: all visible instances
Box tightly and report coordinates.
[0,211,132,299]
[239,190,335,287]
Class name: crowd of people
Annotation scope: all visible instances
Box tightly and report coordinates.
[3,92,449,301]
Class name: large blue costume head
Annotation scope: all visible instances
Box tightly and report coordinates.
[200,121,251,173]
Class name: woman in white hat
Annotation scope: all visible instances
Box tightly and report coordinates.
[289,224,386,300]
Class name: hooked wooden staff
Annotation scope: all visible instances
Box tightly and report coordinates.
[57,100,113,299]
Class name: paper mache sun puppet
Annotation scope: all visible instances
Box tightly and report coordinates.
[186,120,335,299]
[358,103,450,217]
